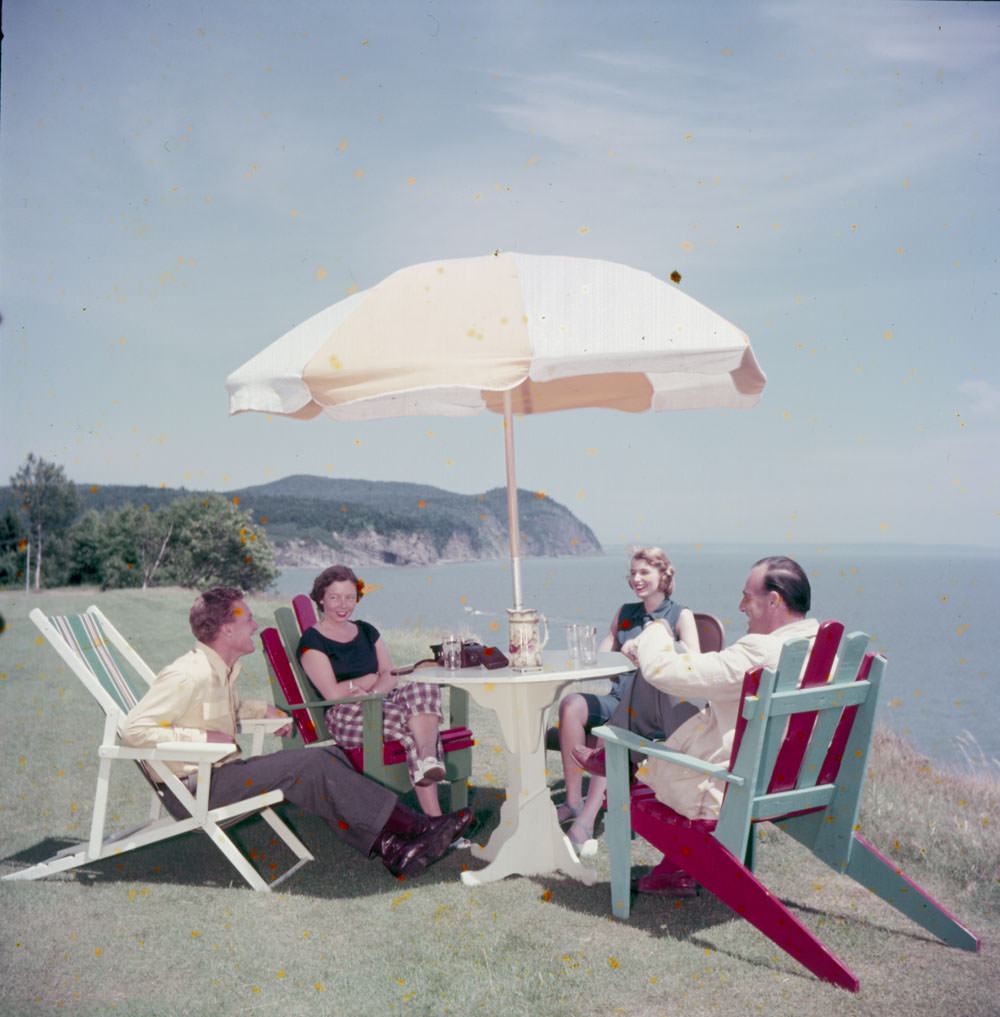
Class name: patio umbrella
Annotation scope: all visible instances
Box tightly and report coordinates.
[226,252,766,609]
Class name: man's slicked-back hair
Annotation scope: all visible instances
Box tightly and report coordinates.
[754,556,811,614]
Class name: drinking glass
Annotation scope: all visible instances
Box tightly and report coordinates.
[578,625,598,665]
[441,634,462,669]
[565,624,581,661]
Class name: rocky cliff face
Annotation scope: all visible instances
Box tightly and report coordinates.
[257,479,602,568]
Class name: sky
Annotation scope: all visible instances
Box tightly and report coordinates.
[1,0,998,548]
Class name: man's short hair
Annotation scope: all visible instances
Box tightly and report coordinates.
[630,546,676,597]
[754,556,811,614]
[190,587,245,643]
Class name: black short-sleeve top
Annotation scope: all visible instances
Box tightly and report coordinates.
[296,620,380,683]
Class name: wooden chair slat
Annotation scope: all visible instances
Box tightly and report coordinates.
[292,593,318,632]
[817,651,873,785]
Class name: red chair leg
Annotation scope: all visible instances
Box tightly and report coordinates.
[634,814,861,992]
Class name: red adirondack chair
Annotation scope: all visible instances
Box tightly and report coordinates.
[594,620,980,991]
[261,596,474,810]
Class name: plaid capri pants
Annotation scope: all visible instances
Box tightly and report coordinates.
[324,680,443,782]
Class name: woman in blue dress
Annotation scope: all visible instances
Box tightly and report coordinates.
[556,547,701,848]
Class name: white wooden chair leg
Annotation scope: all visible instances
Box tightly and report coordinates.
[259,807,314,863]
[88,755,115,859]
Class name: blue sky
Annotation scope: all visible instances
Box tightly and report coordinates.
[2,0,997,547]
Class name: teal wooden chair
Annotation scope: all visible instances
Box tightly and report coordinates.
[594,620,980,992]
[5,607,312,892]
[261,595,473,810]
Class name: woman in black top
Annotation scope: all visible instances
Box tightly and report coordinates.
[297,565,446,816]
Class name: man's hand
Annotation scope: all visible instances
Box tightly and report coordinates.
[265,704,294,738]
[619,637,640,666]
[205,730,235,744]
[623,619,676,666]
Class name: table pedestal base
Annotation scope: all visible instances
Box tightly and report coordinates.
[462,782,598,886]
[414,653,626,886]
[457,679,599,886]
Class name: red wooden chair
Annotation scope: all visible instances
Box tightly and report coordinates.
[692,610,724,653]
[594,620,980,992]
[261,596,474,810]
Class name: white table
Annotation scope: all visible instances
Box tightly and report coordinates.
[417,651,628,885]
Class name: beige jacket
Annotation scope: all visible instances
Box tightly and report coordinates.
[634,617,820,820]
[121,643,269,778]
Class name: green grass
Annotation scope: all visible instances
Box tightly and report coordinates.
[1,587,997,1016]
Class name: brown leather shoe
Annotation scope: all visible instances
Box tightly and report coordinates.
[377,809,474,879]
[382,800,433,839]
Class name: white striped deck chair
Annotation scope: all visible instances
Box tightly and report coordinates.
[3,606,313,892]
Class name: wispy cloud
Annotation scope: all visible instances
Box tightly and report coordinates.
[764,0,1000,68]
[479,2,999,217]
[959,380,1000,417]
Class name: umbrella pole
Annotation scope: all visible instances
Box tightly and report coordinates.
[502,390,523,610]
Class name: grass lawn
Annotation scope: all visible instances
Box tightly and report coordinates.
[1,587,997,1016]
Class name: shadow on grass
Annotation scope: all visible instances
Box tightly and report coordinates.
[525,849,959,990]
[524,867,835,986]
[2,783,507,897]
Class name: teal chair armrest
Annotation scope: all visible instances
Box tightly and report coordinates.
[592,724,743,785]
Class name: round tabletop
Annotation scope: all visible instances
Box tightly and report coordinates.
[412,650,629,685]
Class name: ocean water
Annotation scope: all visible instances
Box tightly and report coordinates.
[275,544,999,776]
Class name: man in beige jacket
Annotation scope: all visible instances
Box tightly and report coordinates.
[573,556,818,892]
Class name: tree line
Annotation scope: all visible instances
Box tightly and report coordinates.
[2,454,278,592]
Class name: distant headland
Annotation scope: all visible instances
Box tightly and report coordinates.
[67,475,603,568]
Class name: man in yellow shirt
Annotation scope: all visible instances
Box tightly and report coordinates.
[123,587,472,879]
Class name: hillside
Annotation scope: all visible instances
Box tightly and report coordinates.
[4,476,602,568]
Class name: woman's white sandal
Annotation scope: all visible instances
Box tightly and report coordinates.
[413,757,446,786]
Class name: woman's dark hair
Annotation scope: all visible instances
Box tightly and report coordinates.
[754,556,811,614]
[189,587,245,643]
[310,564,363,608]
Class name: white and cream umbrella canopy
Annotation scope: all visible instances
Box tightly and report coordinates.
[226,252,767,607]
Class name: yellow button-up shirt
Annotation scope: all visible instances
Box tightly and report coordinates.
[122,642,268,778]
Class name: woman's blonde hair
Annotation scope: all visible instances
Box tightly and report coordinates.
[629,545,676,597]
